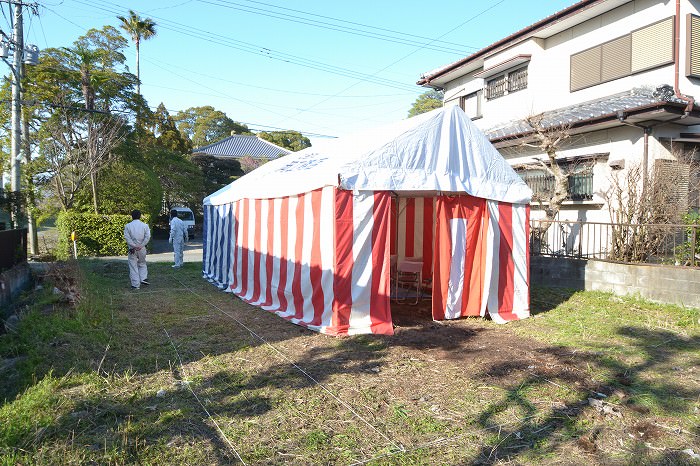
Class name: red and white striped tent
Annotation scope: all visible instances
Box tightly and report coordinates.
[203,106,532,336]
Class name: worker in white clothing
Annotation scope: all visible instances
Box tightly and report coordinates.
[169,209,188,268]
[124,209,151,289]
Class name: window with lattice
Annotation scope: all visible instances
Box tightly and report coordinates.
[508,67,528,92]
[485,66,528,100]
[653,159,690,211]
[516,160,595,202]
[486,75,506,100]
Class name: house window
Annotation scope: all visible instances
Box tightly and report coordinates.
[459,90,482,119]
[486,75,506,100]
[653,159,690,211]
[486,67,527,100]
[571,16,674,91]
[686,14,700,77]
[508,67,528,93]
[517,163,594,202]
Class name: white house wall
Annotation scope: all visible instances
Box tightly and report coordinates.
[443,0,700,132]
[436,0,700,227]
[504,125,643,223]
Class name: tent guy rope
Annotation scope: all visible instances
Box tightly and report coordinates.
[163,327,247,465]
[171,274,407,455]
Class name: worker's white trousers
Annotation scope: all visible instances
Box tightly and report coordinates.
[128,248,148,287]
[172,239,184,267]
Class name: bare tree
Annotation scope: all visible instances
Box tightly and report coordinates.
[521,114,572,222]
[238,154,263,173]
[509,114,577,253]
[603,149,697,262]
[41,111,125,211]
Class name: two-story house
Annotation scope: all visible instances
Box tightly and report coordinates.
[418,0,700,228]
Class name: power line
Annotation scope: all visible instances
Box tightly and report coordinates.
[151,103,337,139]
[225,0,477,51]
[195,0,476,55]
[35,0,468,136]
[268,1,506,128]
[68,0,424,93]
[31,3,373,136]
[33,5,48,48]
[41,2,420,96]
[40,4,87,31]
[143,55,415,99]
[142,56,349,134]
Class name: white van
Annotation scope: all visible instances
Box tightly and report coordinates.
[172,206,195,239]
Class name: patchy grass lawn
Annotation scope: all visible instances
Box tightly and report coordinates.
[1,260,699,465]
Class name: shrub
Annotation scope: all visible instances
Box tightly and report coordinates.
[55,211,151,259]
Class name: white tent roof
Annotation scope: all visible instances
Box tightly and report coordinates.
[204,106,532,206]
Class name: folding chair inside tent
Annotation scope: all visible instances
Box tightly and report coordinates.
[393,260,423,304]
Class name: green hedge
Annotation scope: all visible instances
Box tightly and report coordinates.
[55,212,151,259]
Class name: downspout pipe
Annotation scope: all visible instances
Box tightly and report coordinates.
[676,0,695,115]
[617,111,652,193]
[642,126,651,190]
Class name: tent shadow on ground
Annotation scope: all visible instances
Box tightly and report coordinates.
[528,285,577,316]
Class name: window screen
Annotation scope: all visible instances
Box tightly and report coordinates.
[571,17,674,91]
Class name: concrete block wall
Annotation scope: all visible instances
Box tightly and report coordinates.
[531,256,700,308]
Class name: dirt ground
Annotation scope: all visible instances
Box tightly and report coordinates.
[4,262,698,465]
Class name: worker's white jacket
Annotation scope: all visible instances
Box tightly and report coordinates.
[124,219,151,250]
[169,217,188,243]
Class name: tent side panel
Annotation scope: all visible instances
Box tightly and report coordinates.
[337,190,393,336]
[230,200,240,292]
[432,195,487,320]
[259,198,275,307]
[202,205,212,279]
[394,197,435,280]
[202,203,234,290]
[369,192,393,335]
[250,199,263,303]
[225,187,338,334]
[421,199,434,280]
[390,197,397,255]
[485,201,531,323]
[331,189,355,334]
[431,196,530,323]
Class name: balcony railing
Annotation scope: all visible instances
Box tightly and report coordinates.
[530,219,700,266]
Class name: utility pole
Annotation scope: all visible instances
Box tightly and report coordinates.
[2,0,38,251]
[9,1,22,198]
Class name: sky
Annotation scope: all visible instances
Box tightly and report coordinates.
[14,0,577,141]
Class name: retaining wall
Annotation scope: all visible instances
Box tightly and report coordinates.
[531,256,700,308]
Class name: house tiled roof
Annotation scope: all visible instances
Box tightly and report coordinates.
[485,85,687,141]
[193,134,291,159]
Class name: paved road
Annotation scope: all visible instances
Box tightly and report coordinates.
[148,238,203,263]
[36,226,204,264]
[100,238,204,264]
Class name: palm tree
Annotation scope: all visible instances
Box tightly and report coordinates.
[117,10,156,96]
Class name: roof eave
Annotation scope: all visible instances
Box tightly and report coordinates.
[490,102,693,148]
[418,0,628,87]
